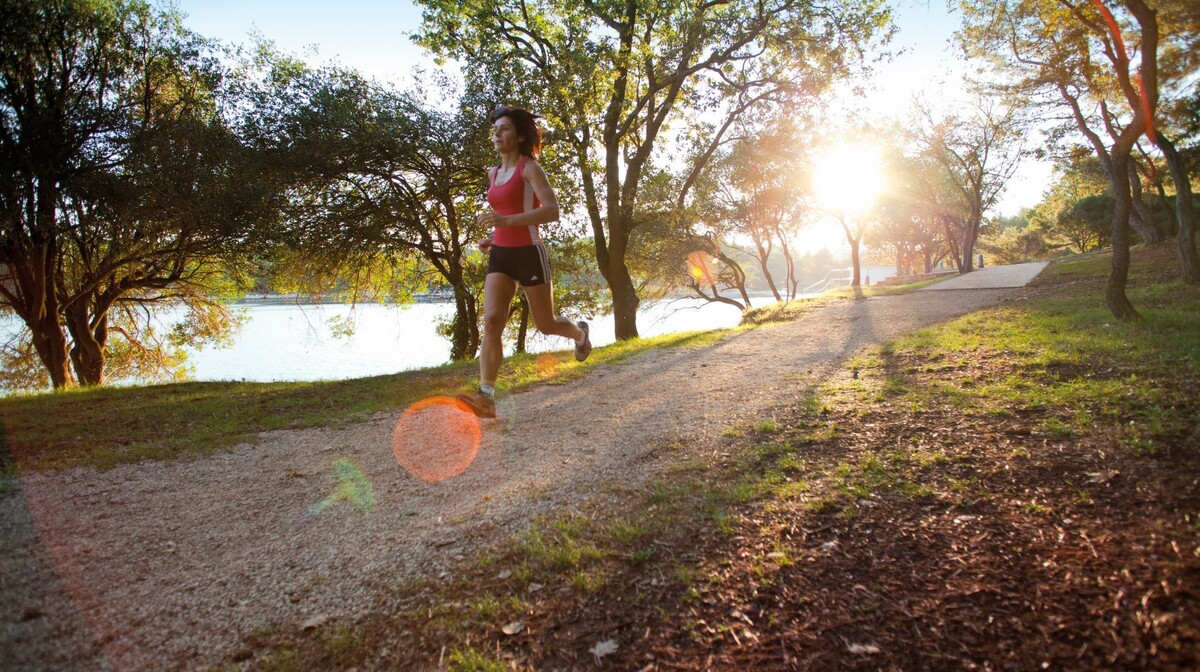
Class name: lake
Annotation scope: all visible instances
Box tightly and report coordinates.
[183,296,753,383]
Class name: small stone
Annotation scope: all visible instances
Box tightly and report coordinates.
[301,615,329,631]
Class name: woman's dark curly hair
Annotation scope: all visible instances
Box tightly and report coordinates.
[490,105,543,159]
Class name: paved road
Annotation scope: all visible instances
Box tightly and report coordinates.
[918,261,1049,291]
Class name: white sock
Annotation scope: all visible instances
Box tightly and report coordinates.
[480,384,495,397]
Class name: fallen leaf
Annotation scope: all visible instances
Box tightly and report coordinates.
[501,621,524,636]
[847,642,881,655]
[1087,470,1120,485]
[590,639,618,660]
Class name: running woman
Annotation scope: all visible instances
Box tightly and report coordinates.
[457,105,591,418]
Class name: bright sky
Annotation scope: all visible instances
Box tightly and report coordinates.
[175,0,1052,256]
[175,0,429,85]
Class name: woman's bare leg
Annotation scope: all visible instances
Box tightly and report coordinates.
[480,273,518,388]
[523,282,583,341]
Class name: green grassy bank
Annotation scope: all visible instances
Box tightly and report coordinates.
[0,321,729,473]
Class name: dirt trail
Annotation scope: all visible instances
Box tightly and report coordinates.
[1,287,1020,671]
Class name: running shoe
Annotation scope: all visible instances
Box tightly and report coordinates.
[456,391,497,418]
[574,320,592,362]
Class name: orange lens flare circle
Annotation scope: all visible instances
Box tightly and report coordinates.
[535,353,559,379]
[687,251,716,285]
[392,396,482,482]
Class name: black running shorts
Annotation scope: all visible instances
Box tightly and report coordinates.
[487,243,552,287]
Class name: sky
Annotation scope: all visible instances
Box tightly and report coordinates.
[174,0,1053,253]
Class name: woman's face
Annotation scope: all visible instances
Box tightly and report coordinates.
[492,116,523,154]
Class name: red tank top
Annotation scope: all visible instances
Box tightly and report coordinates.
[487,156,542,247]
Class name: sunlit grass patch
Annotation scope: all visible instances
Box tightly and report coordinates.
[466,594,527,622]
[860,260,1199,456]
[741,294,846,325]
[320,625,366,660]
[610,519,651,543]
[520,525,605,572]
[570,567,610,592]
[1,365,472,472]
[446,647,510,672]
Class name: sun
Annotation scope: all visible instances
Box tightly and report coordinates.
[811,142,886,216]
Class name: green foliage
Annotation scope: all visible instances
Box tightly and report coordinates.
[241,61,495,359]
[686,116,819,303]
[415,0,895,338]
[0,0,283,389]
[1022,151,1114,254]
[978,215,1055,264]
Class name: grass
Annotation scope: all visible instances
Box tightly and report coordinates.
[0,328,729,473]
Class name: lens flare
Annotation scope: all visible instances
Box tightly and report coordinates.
[392,396,483,482]
[307,458,374,519]
[535,353,559,378]
[1089,0,1156,144]
[687,251,716,285]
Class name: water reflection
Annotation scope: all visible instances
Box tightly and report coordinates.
[183,298,748,383]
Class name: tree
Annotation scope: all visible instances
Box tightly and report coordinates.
[1136,0,1200,283]
[416,0,893,339]
[0,0,279,389]
[243,62,496,361]
[1030,149,1113,253]
[695,120,813,302]
[1060,195,1116,251]
[909,98,1026,274]
[958,0,1198,317]
[873,148,952,275]
[1081,0,1157,318]
[979,212,1055,264]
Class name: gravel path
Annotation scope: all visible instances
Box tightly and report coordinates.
[1,285,1027,671]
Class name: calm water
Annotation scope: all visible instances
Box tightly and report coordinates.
[183,297,751,383]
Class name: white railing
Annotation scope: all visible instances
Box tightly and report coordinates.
[801,268,854,295]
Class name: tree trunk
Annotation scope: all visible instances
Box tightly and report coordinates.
[447,287,478,360]
[752,236,782,302]
[514,298,529,354]
[778,233,798,300]
[849,241,862,287]
[757,256,781,302]
[1127,161,1164,243]
[712,248,751,307]
[30,313,73,389]
[607,264,640,340]
[688,279,746,310]
[838,215,862,287]
[23,196,73,388]
[1107,150,1140,321]
[588,156,640,339]
[942,218,962,270]
[960,223,977,273]
[1156,134,1200,285]
[64,305,106,386]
